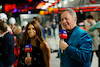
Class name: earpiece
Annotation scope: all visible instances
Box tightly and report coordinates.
[74,19,75,21]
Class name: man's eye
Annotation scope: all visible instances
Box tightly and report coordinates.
[65,18,68,20]
[61,19,63,21]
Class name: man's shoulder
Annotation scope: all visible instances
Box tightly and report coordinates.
[76,26,89,35]
[3,32,14,39]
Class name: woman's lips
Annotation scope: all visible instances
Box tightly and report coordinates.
[29,33,34,35]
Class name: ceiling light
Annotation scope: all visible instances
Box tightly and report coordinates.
[58,2,62,8]
[41,5,48,9]
[45,3,52,6]
[49,0,55,3]
[70,0,74,1]
[64,1,68,5]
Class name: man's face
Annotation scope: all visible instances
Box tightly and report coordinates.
[33,19,38,23]
[87,18,93,23]
[0,30,3,34]
[61,11,76,31]
[33,19,36,22]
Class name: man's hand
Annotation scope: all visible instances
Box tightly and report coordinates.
[97,28,100,32]
[59,40,69,50]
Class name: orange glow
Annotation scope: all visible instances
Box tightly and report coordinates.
[76,7,79,9]
[39,10,44,15]
[48,7,54,12]
[36,2,46,9]
[44,11,48,15]
[54,8,58,13]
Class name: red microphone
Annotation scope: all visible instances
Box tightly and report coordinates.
[24,44,32,57]
[59,30,67,54]
[59,30,67,40]
[24,44,32,65]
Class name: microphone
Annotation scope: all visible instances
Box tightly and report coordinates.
[24,44,32,57]
[59,30,67,54]
[24,44,32,65]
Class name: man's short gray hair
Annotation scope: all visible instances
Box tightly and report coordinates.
[14,25,22,31]
[61,8,77,18]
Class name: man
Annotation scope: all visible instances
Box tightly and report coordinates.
[21,21,28,32]
[89,20,100,67]
[0,13,12,34]
[89,21,100,32]
[85,15,99,63]
[13,25,22,67]
[33,16,46,39]
[14,25,22,43]
[59,8,92,67]
[9,17,16,35]
[0,21,15,67]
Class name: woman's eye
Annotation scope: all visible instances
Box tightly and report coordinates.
[28,28,30,30]
[32,28,35,30]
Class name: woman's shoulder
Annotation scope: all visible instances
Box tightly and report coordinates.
[40,41,50,50]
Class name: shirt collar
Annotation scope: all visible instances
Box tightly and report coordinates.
[66,26,76,34]
[1,31,9,37]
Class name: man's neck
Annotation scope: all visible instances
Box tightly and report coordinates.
[66,26,76,32]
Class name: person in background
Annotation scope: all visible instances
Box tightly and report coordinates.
[33,16,46,39]
[85,15,99,63]
[9,17,16,30]
[13,25,22,67]
[89,20,100,67]
[0,21,15,67]
[17,21,51,67]
[21,21,28,32]
[14,25,23,43]
[50,20,56,37]
[9,17,16,35]
[59,8,92,67]
[0,13,12,34]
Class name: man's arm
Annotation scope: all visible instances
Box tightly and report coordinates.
[89,21,100,31]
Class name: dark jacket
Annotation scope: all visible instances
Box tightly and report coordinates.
[1,32,15,66]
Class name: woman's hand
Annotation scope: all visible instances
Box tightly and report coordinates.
[25,57,32,64]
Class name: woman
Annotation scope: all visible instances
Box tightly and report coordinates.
[17,21,51,67]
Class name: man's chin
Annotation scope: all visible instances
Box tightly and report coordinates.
[66,29,69,31]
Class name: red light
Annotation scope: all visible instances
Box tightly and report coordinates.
[5,4,16,12]
[27,0,32,2]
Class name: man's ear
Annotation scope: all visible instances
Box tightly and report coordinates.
[74,19,75,21]
[74,17,77,22]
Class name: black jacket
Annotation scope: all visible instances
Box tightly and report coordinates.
[1,32,15,66]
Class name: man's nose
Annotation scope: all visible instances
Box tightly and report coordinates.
[63,19,66,23]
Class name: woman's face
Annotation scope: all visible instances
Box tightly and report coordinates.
[27,24,36,37]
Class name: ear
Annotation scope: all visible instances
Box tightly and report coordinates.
[74,17,77,22]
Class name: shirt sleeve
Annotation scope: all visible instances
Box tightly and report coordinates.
[89,21,100,31]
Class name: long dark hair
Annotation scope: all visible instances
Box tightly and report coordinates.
[21,20,45,46]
